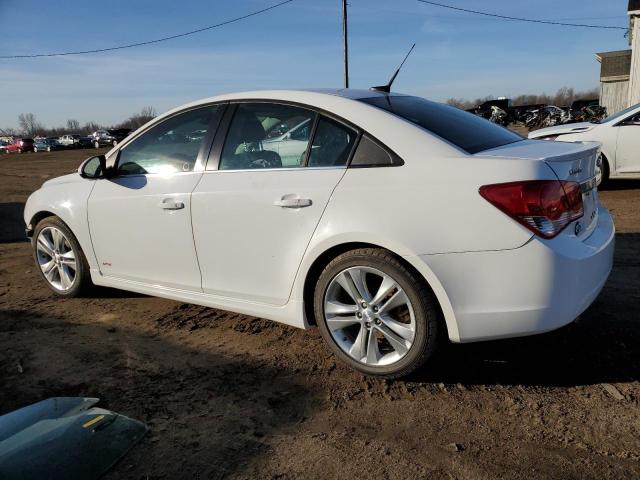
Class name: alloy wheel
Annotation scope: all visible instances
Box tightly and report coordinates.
[323,266,416,367]
[36,226,77,291]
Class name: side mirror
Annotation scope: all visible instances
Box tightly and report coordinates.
[78,155,108,179]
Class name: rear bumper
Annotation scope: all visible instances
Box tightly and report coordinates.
[420,204,615,343]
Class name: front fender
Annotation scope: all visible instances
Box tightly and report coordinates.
[24,178,97,269]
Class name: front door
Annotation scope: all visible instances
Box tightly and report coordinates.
[191,102,359,305]
[88,104,224,291]
[615,112,640,173]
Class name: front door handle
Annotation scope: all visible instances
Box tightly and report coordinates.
[274,194,313,208]
[160,198,185,210]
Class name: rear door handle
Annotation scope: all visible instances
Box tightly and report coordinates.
[274,194,313,208]
[160,198,185,210]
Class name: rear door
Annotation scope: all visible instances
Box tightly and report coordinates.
[614,111,640,173]
[191,102,359,305]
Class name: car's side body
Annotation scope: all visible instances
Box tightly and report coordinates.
[25,89,615,345]
[57,134,84,147]
[34,138,63,152]
[528,103,640,179]
[6,138,34,153]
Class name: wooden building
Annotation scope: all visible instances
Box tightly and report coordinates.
[596,1,640,114]
[596,50,632,115]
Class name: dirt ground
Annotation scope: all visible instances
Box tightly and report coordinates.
[1,149,639,480]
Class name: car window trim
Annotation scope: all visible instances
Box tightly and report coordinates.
[614,109,640,127]
[347,133,405,169]
[205,103,238,171]
[302,113,320,167]
[205,99,364,172]
[110,102,228,176]
[204,98,376,173]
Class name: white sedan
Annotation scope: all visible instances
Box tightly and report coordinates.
[529,103,640,181]
[24,89,614,378]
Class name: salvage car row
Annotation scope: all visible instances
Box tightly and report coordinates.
[0,129,132,154]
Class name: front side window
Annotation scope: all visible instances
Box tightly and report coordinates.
[117,105,221,175]
[359,95,523,154]
[308,117,357,167]
[220,103,316,170]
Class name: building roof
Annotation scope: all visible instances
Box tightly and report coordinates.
[630,0,640,12]
[596,49,632,81]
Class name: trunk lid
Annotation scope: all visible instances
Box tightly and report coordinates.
[477,139,600,240]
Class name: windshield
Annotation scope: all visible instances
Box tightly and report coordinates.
[359,95,523,154]
[599,103,640,124]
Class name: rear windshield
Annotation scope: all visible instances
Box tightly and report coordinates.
[359,95,523,154]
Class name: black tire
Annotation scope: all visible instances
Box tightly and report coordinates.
[33,216,92,297]
[314,248,440,379]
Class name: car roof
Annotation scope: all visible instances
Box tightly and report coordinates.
[187,88,408,108]
[297,88,410,100]
[107,88,463,160]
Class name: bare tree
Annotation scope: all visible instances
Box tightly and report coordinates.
[18,113,44,137]
[83,122,103,135]
[140,106,156,118]
[116,106,157,130]
[66,119,80,131]
[0,127,19,136]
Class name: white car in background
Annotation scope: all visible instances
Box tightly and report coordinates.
[24,89,614,378]
[529,103,640,181]
[57,134,82,147]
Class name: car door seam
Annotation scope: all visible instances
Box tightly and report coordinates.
[284,167,350,304]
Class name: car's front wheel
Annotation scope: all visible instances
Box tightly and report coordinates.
[314,248,440,378]
[33,216,92,297]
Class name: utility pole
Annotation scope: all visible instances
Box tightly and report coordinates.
[342,0,349,88]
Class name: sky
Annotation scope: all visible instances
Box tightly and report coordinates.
[0,0,632,129]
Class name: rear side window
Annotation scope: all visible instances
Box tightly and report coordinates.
[220,103,316,170]
[308,117,357,167]
[350,135,403,167]
[359,96,523,154]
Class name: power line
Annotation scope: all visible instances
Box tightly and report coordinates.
[0,0,295,59]
[415,0,628,30]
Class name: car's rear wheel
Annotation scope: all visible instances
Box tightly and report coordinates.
[314,248,440,378]
[33,217,91,297]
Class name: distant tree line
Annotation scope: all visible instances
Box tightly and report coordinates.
[0,106,157,138]
[446,87,600,110]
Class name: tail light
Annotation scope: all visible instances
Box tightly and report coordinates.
[479,180,583,239]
